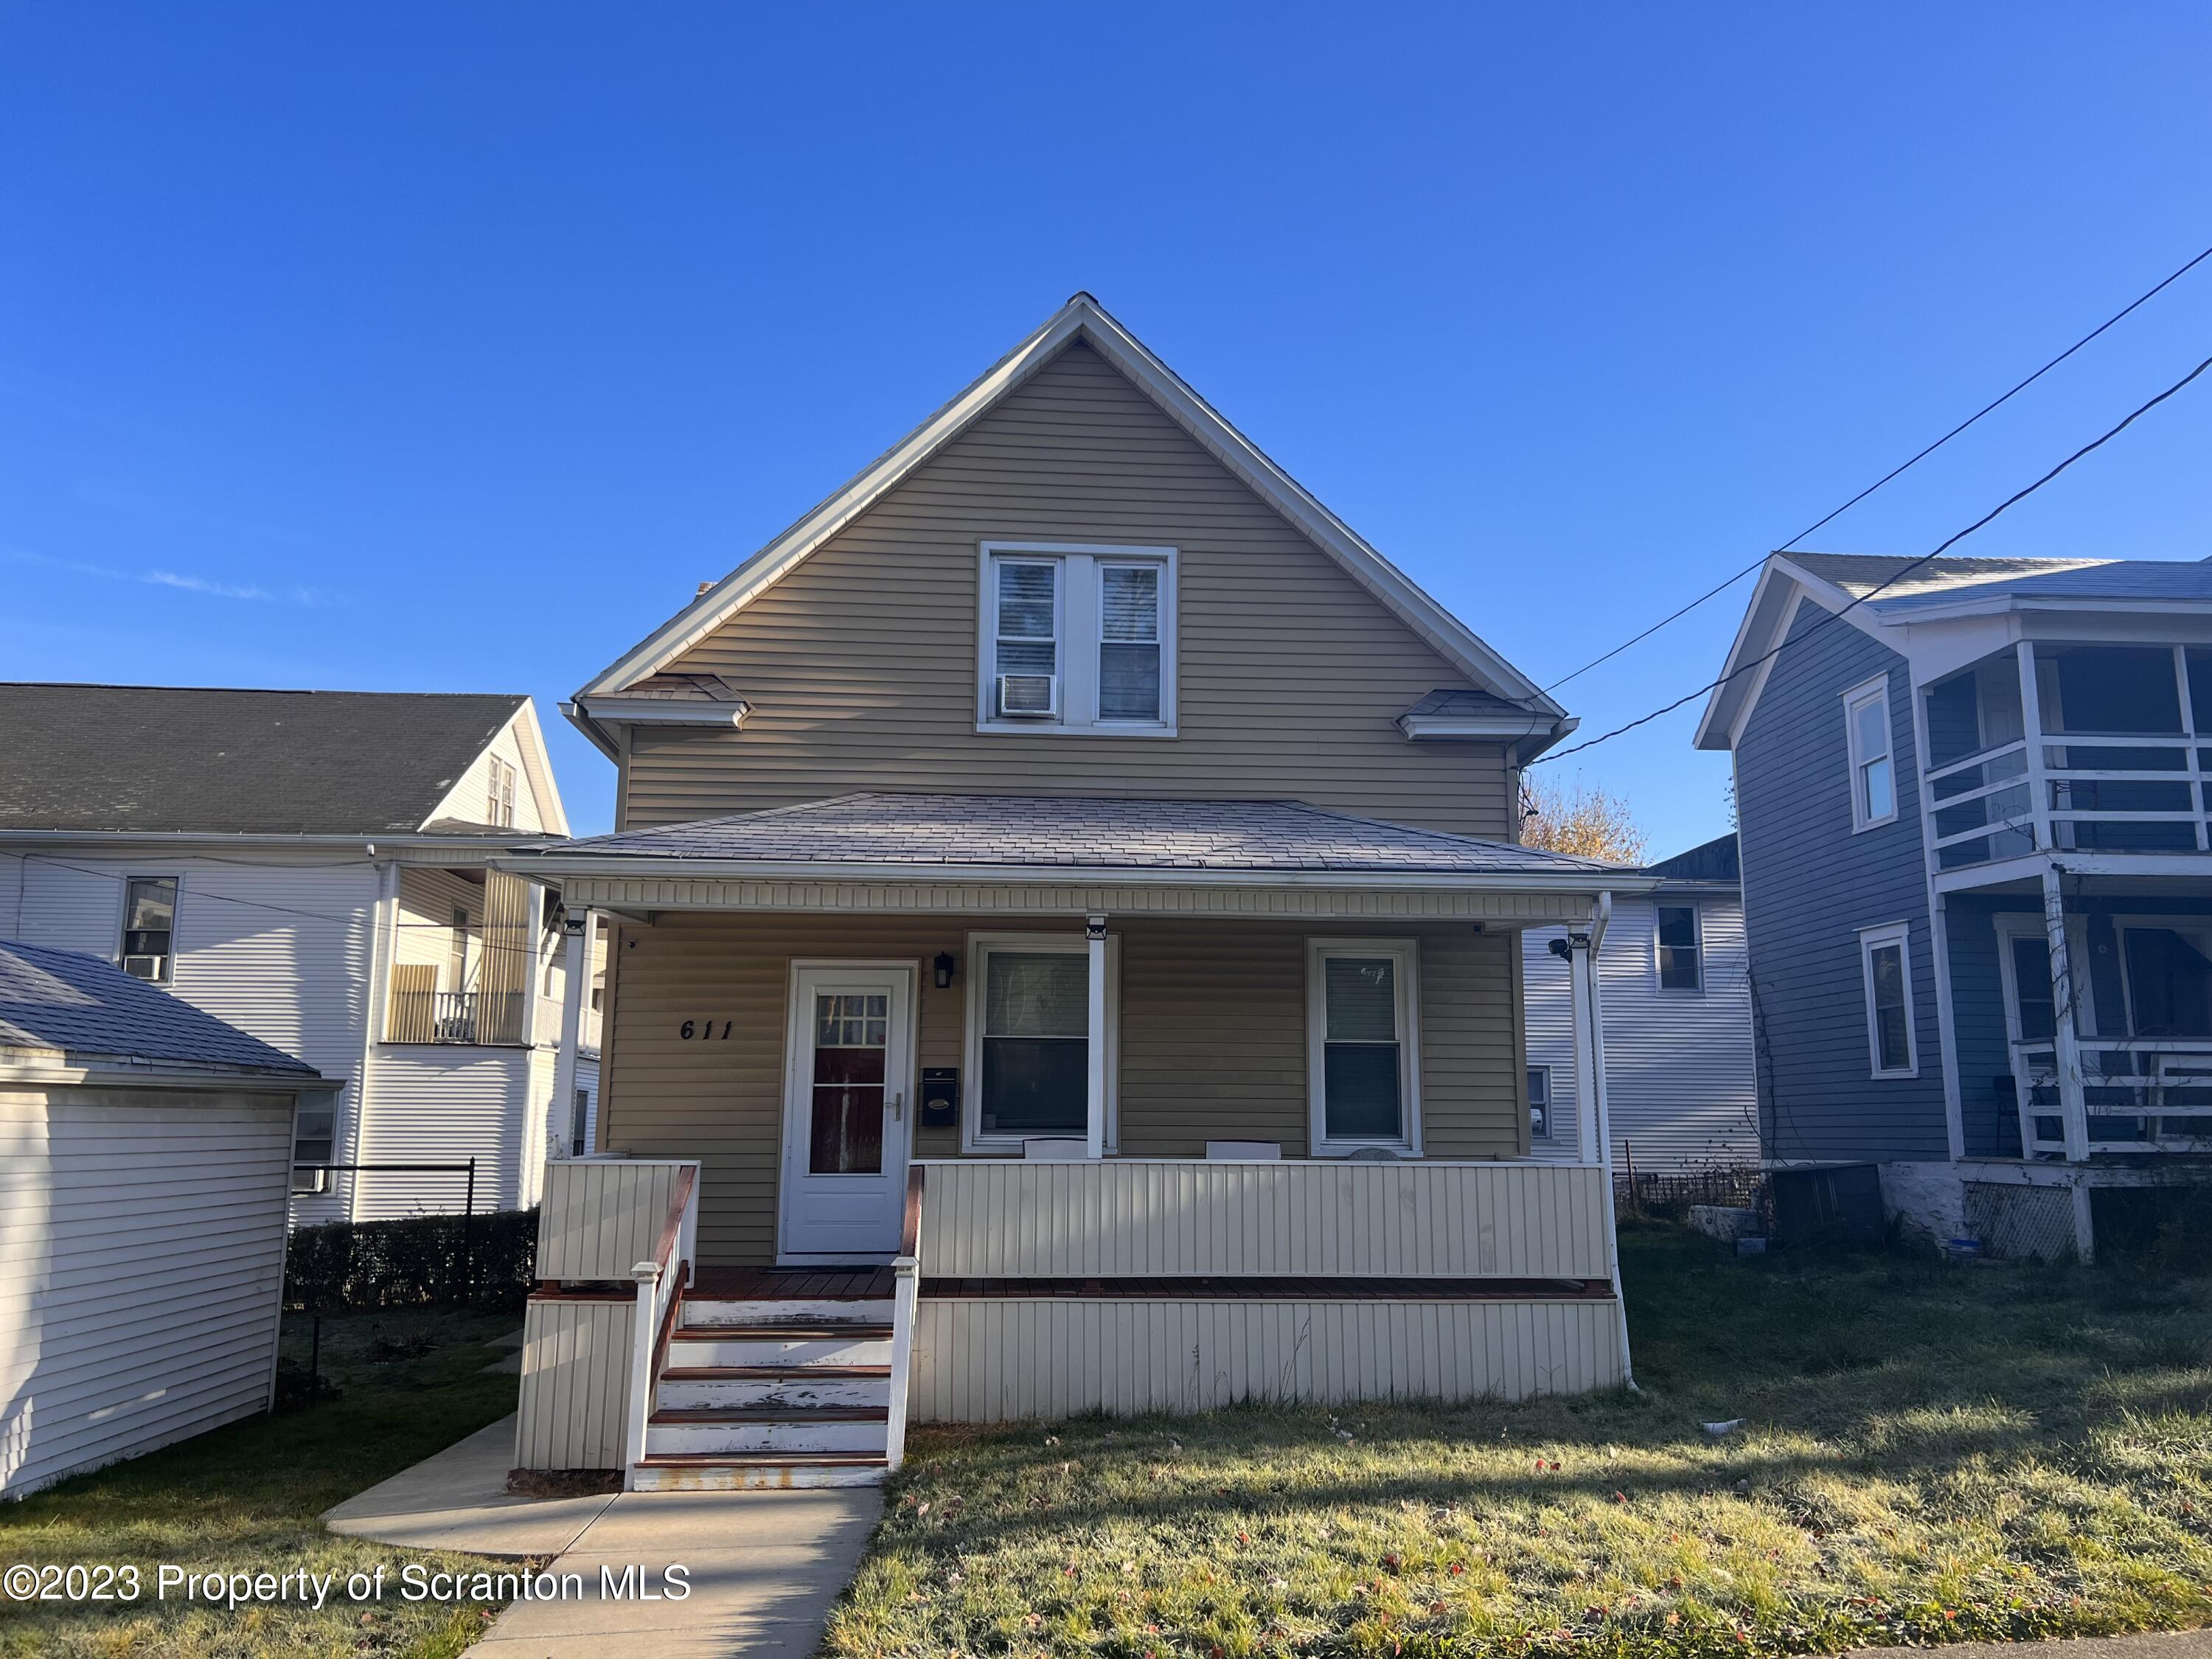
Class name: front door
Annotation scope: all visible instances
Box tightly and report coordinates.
[778,963,916,1262]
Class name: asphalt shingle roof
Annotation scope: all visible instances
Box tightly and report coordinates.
[531,792,1630,876]
[1646,833,1739,883]
[1787,552,2212,611]
[0,684,527,835]
[0,940,321,1076]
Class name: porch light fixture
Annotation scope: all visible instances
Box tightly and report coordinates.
[933,951,958,989]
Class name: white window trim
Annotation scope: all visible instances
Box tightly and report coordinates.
[1843,673,1899,832]
[488,754,518,828]
[117,871,182,985]
[1857,920,1919,1079]
[960,931,1120,1152]
[1306,936,1423,1156]
[1526,1063,1554,1142]
[976,540,1178,736]
[1654,900,1703,994]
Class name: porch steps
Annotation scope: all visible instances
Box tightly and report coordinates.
[632,1290,899,1489]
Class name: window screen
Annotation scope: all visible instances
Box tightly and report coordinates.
[981,951,1088,1135]
[1099,564,1161,722]
[1321,956,1402,1141]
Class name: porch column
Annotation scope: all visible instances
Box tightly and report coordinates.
[2039,864,2092,1164]
[548,905,595,1160]
[1568,902,1611,1167]
[1085,913,1107,1160]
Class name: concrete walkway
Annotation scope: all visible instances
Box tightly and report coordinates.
[324,1416,615,1557]
[324,1413,882,1655]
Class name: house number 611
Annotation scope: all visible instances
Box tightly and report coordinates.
[680,1020,731,1040]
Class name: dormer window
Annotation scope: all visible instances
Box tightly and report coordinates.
[978,542,1176,734]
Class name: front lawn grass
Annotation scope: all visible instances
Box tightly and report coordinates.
[827,1222,2212,1659]
[1,1307,524,1658]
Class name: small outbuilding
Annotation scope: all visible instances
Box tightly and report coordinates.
[0,939,337,1498]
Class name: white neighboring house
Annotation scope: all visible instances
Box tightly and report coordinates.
[0,684,603,1222]
[1524,835,1759,1172]
[1,939,338,1498]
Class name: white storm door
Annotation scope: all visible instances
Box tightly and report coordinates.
[778,964,916,1262]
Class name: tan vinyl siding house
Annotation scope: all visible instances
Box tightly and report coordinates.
[515,295,1644,1486]
[621,341,1513,837]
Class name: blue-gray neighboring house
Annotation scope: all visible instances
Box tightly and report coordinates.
[1696,552,2212,1262]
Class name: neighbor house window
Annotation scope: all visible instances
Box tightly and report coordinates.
[448,905,471,990]
[978,542,1176,732]
[571,1087,591,1157]
[1860,922,1916,1077]
[292,1095,336,1193]
[119,876,178,983]
[1844,676,1897,830]
[1307,939,1421,1153]
[1528,1065,1553,1141]
[487,755,518,827]
[1657,904,1702,991]
[963,934,1118,1147]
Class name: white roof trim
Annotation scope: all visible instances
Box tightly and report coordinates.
[574,695,751,730]
[576,293,1564,723]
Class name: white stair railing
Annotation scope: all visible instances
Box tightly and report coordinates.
[884,1166,923,1472]
[622,1164,698,1489]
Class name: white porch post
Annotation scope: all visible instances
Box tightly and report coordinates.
[549,906,594,1160]
[2039,864,2092,1166]
[1085,913,1107,1160]
[1569,912,1602,1167]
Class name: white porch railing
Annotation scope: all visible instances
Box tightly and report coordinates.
[1927,734,2208,870]
[2010,1037,2212,1156]
[911,1157,1615,1281]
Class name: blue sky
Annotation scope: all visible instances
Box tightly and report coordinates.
[4,6,2208,846]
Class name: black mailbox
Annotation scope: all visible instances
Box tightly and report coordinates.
[920,1067,959,1127]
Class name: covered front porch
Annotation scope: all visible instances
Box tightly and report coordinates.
[509,794,1649,1480]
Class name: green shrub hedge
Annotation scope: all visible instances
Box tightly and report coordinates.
[285,1207,539,1312]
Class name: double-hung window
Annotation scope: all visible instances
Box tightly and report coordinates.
[292,1093,336,1193]
[487,755,518,827]
[1307,939,1421,1154]
[1844,676,1897,830]
[1657,904,1702,991]
[979,542,1176,732]
[1527,1065,1553,1141]
[119,875,178,983]
[963,933,1118,1149]
[1859,922,1916,1077]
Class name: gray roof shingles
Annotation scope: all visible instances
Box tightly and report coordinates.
[528,792,1630,876]
[1787,551,2212,611]
[0,940,320,1076]
[0,683,527,835]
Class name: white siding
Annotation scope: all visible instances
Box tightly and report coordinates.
[515,1297,634,1470]
[0,848,380,1225]
[910,1295,1623,1422]
[352,1048,541,1218]
[428,712,555,834]
[916,1160,1614,1280]
[1523,894,1759,1170]
[0,1082,296,1498]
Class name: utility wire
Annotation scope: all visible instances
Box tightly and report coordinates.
[1540,240,2212,697]
[1530,349,2212,767]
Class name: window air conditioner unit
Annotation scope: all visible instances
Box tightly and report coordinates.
[997,673,1059,717]
[122,953,167,981]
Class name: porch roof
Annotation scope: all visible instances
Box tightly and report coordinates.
[517,792,1633,883]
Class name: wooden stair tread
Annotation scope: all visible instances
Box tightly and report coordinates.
[672,1324,891,1341]
[650,1405,888,1425]
[637,1452,888,1468]
[660,1363,891,1381]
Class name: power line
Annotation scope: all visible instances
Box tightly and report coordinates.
[1540,239,2212,697]
[1530,349,2212,768]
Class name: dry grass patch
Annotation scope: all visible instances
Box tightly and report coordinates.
[826,1224,2212,1659]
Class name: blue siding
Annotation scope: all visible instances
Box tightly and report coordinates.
[1736,597,1948,1161]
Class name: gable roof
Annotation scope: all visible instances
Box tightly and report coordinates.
[0,939,321,1077]
[0,684,537,836]
[1692,551,2209,752]
[1646,832,1739,884]
[516,790,1634,883]
[574,294,1565,734]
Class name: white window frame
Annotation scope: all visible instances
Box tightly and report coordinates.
[1857,920,1918,1079]
[291,1091,339,1193]
[1527,1064,1553,1142]
[1306,937,1423,1156]
[117,872,181,985]
[1843,673,1899,832]
[1655,900,1703,993]
[960,931,1120,1152]
[976,541,1178,736]
[487,754,518,828]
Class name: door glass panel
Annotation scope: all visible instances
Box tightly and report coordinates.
[810,992,888,1174]
[2125,928,2212,1037]
[2010,936,2055,1042]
